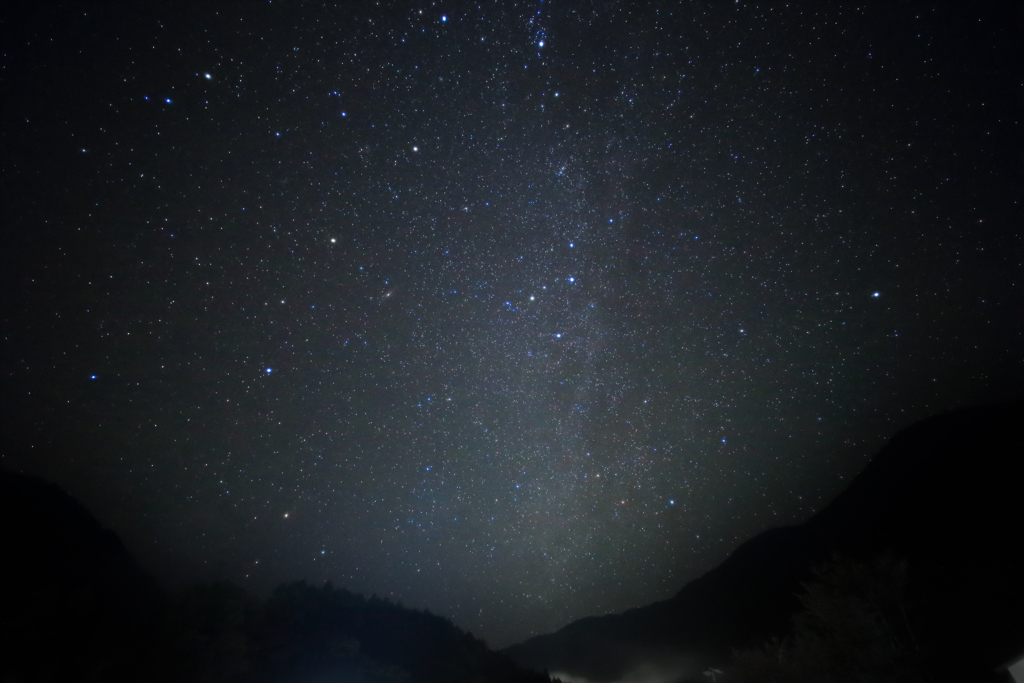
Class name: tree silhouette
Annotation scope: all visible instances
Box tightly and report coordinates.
[729,553,928,683]
[145,579,554,683]
[160,581,258,683]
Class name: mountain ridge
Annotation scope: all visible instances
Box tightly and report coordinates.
[0,466,557,683]
[504,400,1024,681]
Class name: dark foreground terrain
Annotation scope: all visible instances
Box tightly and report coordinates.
[0,468,554,683]
[3,401,1021,682]
[504,400,1024,682]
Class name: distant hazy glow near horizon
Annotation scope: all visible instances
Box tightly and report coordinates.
[3,0,1019,648]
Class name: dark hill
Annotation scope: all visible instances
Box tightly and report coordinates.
[503,401,1024,682]
[161,579,555,683]
[0,467,555,683]
[0,467,168,681]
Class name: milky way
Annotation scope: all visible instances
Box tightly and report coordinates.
[3,1,1019,647]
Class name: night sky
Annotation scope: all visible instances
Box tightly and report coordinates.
[2,0,1020,649]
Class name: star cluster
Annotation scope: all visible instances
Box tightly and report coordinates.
[2,1,1019,647]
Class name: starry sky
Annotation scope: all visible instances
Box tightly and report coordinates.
[2,0,1020,649]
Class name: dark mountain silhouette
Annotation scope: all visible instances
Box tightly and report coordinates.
[158,579,556,683]
[503,400,1024,682]
[0,467,555,683]
[0,467,168,682]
